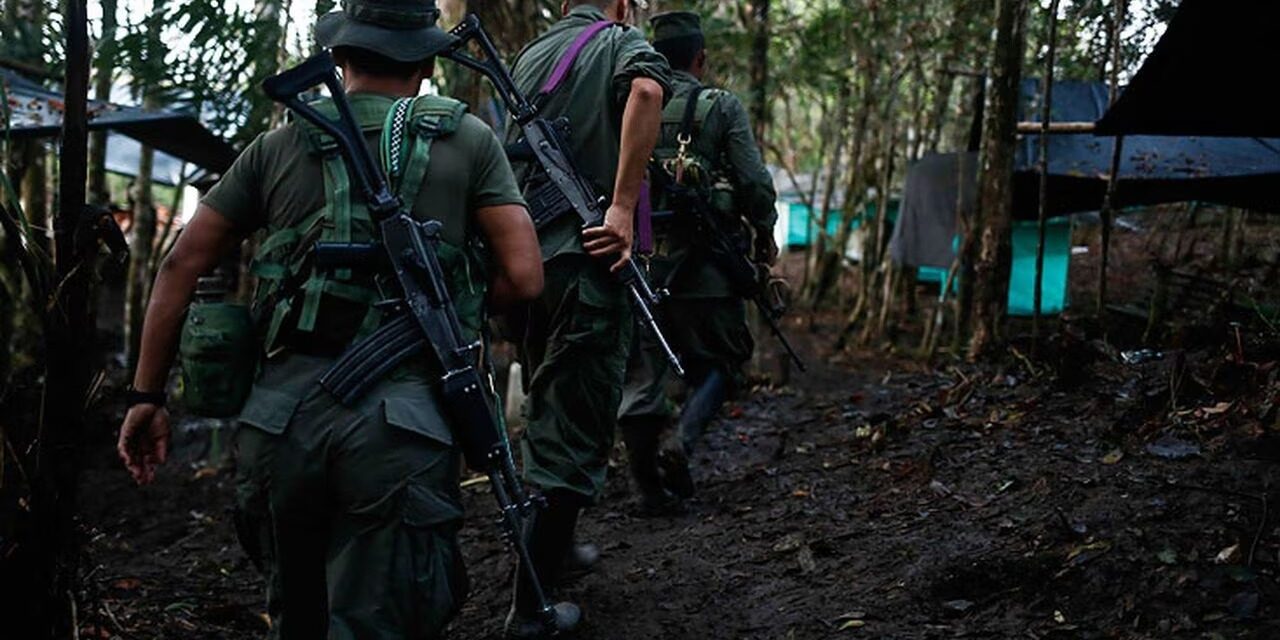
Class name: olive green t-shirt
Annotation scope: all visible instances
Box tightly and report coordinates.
[202,93,525,349]
[203,93,524,247]
[508,4,673,260]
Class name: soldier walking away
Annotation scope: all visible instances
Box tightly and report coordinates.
[116,1,545,637]
[618,10,779,507]
[504,0,671,636]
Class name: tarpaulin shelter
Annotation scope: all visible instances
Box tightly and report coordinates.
[1014,79,1280,216]
[2,68,236,175]
[1095,0,1280,138]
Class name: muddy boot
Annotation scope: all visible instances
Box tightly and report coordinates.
[657,426,694,500]
[505,493,584,639]
[678,369,728,452]
[621,418,681,514]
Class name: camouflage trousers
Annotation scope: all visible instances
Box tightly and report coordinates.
[233,354,467,639]
[519,254,633,503]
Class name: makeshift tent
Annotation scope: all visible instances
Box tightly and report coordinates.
[1096,0,1280,138]
[1015,79,1280,215]
[2,68,236,174]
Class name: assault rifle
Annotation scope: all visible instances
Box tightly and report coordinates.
[262,53,562,635]
[443,14,686,379]
[653,171,807,372]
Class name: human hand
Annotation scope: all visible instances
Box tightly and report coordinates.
[754,233,779,266]
[117,404,171,485]
[582,203,635,272]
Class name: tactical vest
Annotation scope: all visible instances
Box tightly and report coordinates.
[250,95,488,361]
[652,85,735,217]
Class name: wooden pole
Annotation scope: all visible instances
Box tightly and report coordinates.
[27,0,93,634]
[1096,0,1126,320]
[1033,0,1061,351]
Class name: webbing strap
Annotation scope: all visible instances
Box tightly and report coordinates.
[680,85,708,141]
[536,20,618,105]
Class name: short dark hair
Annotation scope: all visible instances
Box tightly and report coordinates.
[568,0,614,9]
[332,45,432,80]
[654,34,704,72]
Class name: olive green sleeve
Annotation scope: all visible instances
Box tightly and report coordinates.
[611,31,674,108]
[461,115,527,210]
[200,133,268,232]
[715,93,777,233]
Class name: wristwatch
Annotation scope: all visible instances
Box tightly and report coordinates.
[125,386,167,409]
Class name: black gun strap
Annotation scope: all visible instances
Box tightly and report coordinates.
[680,85,708,141]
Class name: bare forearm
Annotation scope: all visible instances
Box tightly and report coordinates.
[131,206,242,393]
[131,262,199,392]
[612,78,664,211]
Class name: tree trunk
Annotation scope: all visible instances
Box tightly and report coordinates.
[24,1,93,634]
[1095,0,1127,319]
[124,135,156,370]
[968,0,1029,360]
[1033,0,1061,352]
[748,0,771,144]
[87,0,118,207]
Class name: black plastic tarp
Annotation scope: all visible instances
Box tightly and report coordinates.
[3,68,236,174]
[1095,0,1280,138]
[1014,79,1280,215]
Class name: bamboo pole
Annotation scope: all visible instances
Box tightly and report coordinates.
[1096,0,1127,320]
[1033,0,1061,352]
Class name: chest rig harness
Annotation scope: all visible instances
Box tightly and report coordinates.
[250,95,486,359]
[652,85,737,227]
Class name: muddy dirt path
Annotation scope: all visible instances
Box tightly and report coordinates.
[77,322,1279,639]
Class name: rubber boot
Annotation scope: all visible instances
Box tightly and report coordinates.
[620,418,681,514]
[505,493,584,639]
[561,541,601,580]
[657,424,694,500]
[677,369,729,452]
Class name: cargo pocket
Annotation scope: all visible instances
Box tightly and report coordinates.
[563,271,623,348]
[383,396,454,447]
[237,386,303,435]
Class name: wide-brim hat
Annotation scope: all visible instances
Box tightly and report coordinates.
[315,0,457,63]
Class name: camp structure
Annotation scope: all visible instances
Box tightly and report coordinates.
[3,67,236,178]
[889,77,1280,317]
[770,167,899,264]
[1095,0,1280,138]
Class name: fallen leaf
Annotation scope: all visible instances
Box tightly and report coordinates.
[1202,402,1233,416]
[797,545,817,573]
[111,578,141,591]
[1156,548,1178,565]
[1053,610,1066,624]
[1066,540,1112,563]
[773,533,804,553]
[192,466,219,480]
[1215,544,1241,565]
[792,489,810,498]
[837,620,865,630]
[1101,449,1124,465]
